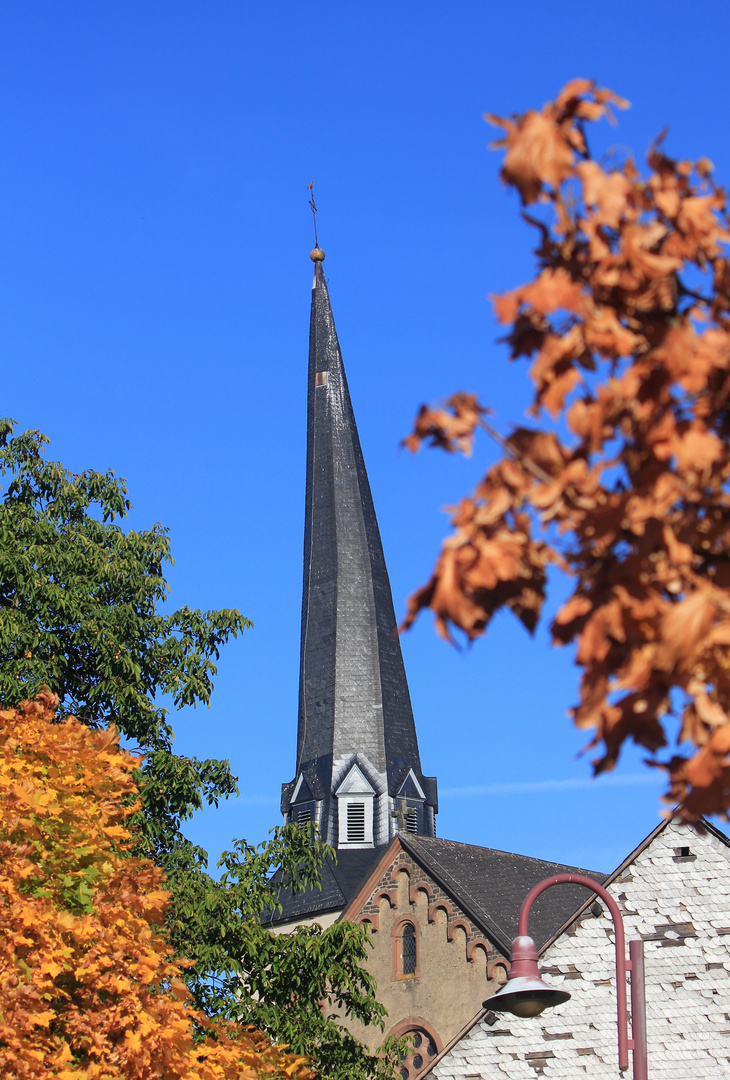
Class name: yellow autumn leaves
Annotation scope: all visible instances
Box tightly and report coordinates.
[0,687,314,1080]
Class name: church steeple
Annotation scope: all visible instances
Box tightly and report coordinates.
[281,250,437,849]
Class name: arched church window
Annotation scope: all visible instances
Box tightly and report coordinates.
[401,923,417,975]
[392,918,420,980]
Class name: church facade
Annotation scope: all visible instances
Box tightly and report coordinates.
[270,249,606,1069]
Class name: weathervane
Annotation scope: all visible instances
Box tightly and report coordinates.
[307,182,325,262]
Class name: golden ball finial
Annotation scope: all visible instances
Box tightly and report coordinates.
[310,247,326,262]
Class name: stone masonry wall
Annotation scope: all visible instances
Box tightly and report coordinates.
[345,849,509,1054]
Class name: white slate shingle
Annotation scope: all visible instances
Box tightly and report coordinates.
[433,819,730,1080]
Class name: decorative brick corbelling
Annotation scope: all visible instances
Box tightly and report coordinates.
[358,913,379,933]
[486,957,509,982]
[350,848,501,970]
[372,888,397,910]
[466,939,490,964]
[446,919,472,945]
[410,880,434,906]
[428,901,452,924]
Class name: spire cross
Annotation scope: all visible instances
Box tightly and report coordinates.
[307,181,319,249]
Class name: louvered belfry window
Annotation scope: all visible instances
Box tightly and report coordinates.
[296,805,312,827]
[402,923,417,975]
[405,805,418,834]
[347,802,366,843]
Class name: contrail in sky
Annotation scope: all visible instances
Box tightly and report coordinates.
[234,773,662,805]
[440,773,662,798]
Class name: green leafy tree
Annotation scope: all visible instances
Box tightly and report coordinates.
[0,419,401,1079]
[171,824,405,1080]
[0,419,247,870]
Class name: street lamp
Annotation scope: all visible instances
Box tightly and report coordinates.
[483,873,648,1080]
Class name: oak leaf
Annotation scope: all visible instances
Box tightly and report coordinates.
[407,78,730,821]
[496,110,575,205]
[576,160,631,228]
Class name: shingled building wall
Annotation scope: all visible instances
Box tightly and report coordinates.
[432,819,730,1079]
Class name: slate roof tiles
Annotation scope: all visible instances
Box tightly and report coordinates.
[270,834,605,952]
[401,836,605,955]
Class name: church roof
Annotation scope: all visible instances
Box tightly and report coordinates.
[286,257,435,814]
[268,834,604,951]
[266,844,388,926]
[400,836,605,955]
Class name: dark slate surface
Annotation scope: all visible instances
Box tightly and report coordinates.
[267,835,605,952]
[402,836,606,955]
[283,259,437,826]
[267,845,387,925]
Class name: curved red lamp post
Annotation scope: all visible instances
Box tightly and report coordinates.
[483,874,648,1079]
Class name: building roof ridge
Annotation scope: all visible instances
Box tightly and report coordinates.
[538,813,730,955]
[404,834,605,876]
[399,836,517,954]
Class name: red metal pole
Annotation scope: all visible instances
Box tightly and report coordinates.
[517,873,630,1073]
[629,939,648,1080]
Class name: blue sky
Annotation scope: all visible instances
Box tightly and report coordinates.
[3,1,730,874]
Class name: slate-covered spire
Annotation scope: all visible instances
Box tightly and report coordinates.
[281,250,437,849]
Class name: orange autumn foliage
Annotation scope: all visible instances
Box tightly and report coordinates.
[0,688,314,1080]
[403,79,730,823]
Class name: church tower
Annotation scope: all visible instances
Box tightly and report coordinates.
[281,250,438,850]
[272,249,607,1067]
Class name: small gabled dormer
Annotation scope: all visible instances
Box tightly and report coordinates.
[289,773,319,830]
[335,764,376,848]
[396,769,429,837]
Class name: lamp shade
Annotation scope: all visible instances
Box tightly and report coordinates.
[483,936,571,1018]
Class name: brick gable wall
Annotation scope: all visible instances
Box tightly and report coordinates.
[343,847,509,1054]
